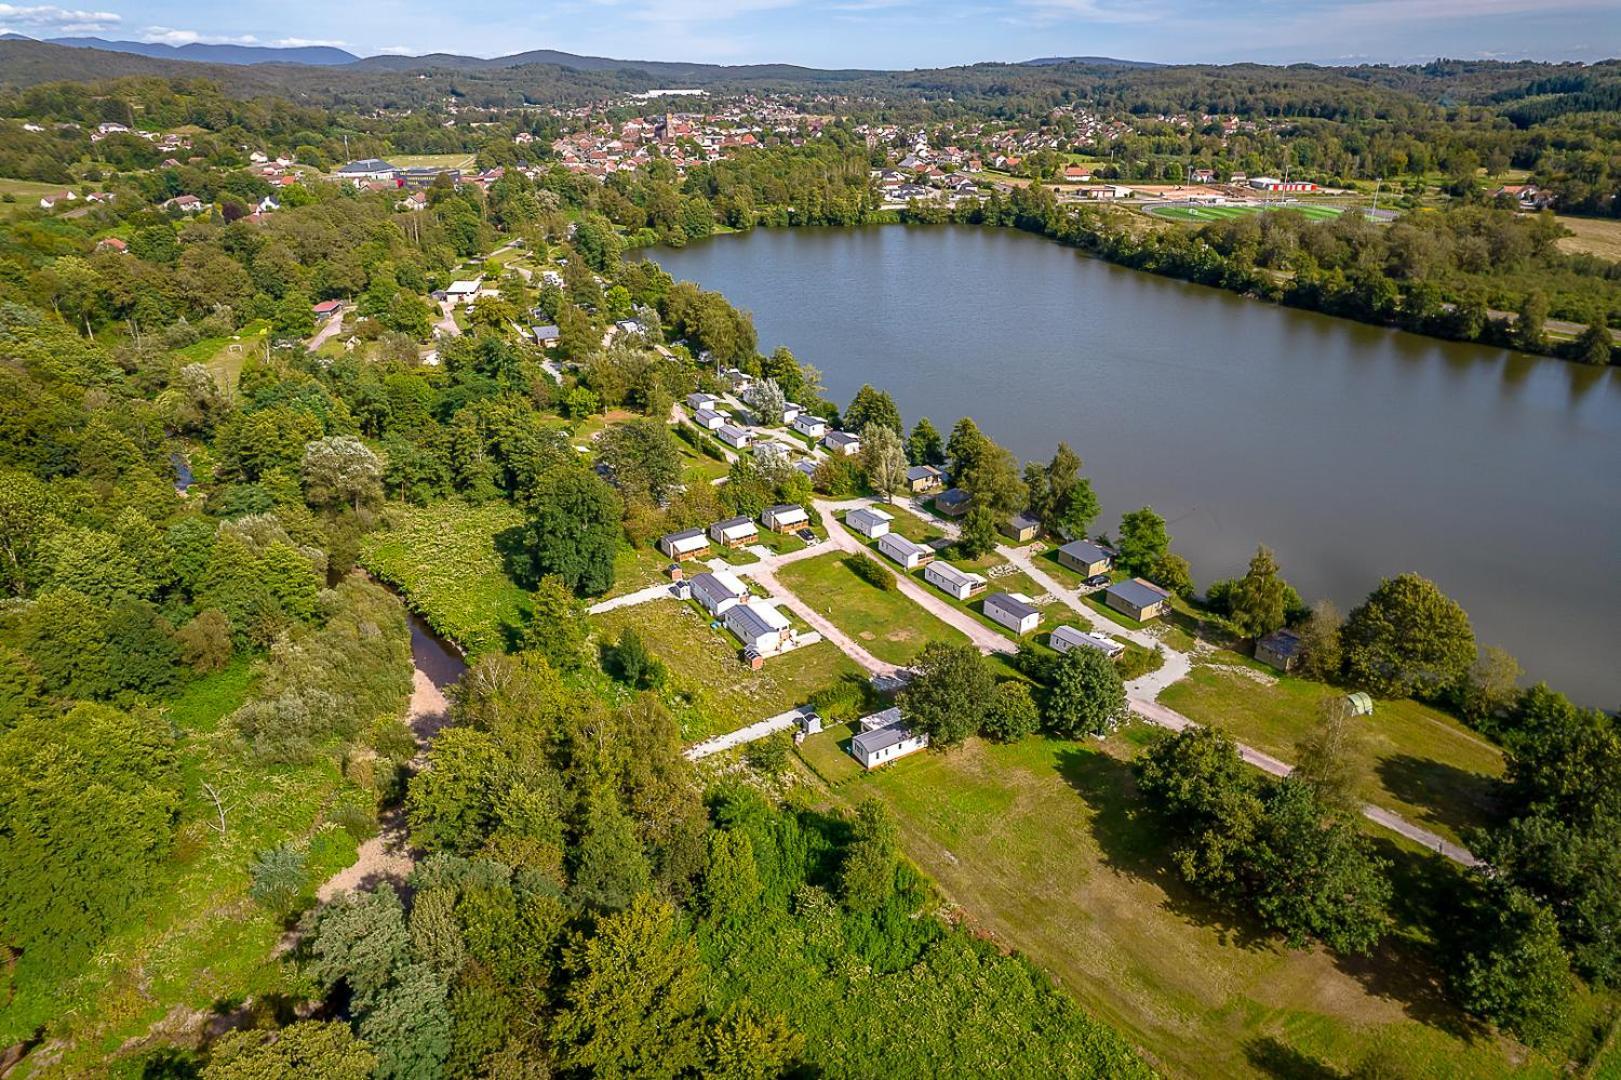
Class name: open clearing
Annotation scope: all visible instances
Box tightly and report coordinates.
[1147,202,1345,223]
[388,152,478,170]
[799,727,1596,1079]
[360,500,528,654]
[1555,214,1621,261]
[776,550,972,665]
[1158,658,1506,846]
[591,598,861,743]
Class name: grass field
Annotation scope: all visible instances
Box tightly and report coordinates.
[798,727,1593,1079]
[387,152,477,170]
[590,598,862,743]
[1159,657,1506,846]
[360,500,528,654]
[0,176,65,216]
[776,551,971,665]
[1148,202,1345,223]
[1555,214,1621,261]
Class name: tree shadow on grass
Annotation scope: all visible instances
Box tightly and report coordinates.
[1374,753,1505,838]
[494,524,532,588]
[1243,1036,1345,1079]
[1326,836,1488,1041]
[1052,745,1273,951]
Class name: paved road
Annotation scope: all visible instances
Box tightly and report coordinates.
[685,706,809,760]
[746,560,899,676]
[305,308,346,353]
[588,581,678,615]
[433,299,461,339]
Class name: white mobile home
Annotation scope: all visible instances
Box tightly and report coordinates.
[877,532,935,570]
[709,516,759,548]
[761,504,809,532]
[924,560,986,600]
[792,414,828,438]
[690,570,750,616]
[717,424,753,450]
[845,507,893,539]
[1050,624,1125,660]
[848,707,929,769]
[658,528,710,561]
[693,406,728,431]
[724,601,791,655]
[984,592,1041,635]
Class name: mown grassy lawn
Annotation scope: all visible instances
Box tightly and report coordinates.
[605,544,673,600]
[776,551,971,665]
[806,728,1583,1080]
[385,152,478,169]
[794,720,867,787]
[360,500,528,654]
[590,599,862,743]
[1159,657,1506,846]
[867,507,949,547]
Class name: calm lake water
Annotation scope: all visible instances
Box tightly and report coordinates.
[645,225,1621,707]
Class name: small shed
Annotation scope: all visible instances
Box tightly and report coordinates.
[934,488,971,517]
[1255,628,1304,673]
[1001,511,1041,543]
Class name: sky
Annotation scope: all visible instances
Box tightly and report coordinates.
[0,0,1616,68]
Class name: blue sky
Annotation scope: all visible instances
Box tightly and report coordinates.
[1,0,1616,67]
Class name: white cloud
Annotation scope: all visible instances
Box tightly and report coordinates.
[0,3,119,32]
[272,36,348,48]
[141,26,261,46]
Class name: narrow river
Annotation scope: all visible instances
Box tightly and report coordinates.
[644,225,1621,707]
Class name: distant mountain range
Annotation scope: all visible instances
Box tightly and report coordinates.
[0,34,1150,75]
[14,35,360,67]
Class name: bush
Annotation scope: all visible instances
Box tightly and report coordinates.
[745,732,793,775]
[808,675,870,721]
[846,553,895,591]
[330,795,381,842]
[175,609,233,672]
[1117,643,1165,681]
[249,842,309,915]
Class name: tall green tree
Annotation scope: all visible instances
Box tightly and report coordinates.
[899,641,996,747]
[1042,646,1128,739]
[1342,573,1475,697]
[906,417,944,466]
[1229,545,1290,639]
[519,467,623,596]
[551,894,708,1078]
[843,384,902,435]
[1115,507,1169,578]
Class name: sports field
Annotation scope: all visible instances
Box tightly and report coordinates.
[1147,202,1345,223]
[389,152,477,170]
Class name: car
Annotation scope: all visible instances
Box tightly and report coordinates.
[796,527,819,544]
[1084,573,1111,588]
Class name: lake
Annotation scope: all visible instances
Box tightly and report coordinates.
[644,225,1621,707]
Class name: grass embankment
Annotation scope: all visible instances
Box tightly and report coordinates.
[590,599,862,743]
[796,726,1597,1079]
[1159,657,1506,846]
[776,551,971,666]
[360,500,528,654]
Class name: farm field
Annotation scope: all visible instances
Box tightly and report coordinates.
[0,176,66,215]
[360,500,528,654]
[1147,202,1346,223]
[776,550,972,665]
[1158,657,1506,846]
[1555,214,1621,261]
[590,598,863,743]
[800,727,1596,1079]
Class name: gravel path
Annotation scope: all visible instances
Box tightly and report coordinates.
[685,706,810,760]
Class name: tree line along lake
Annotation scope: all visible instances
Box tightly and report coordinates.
[641,224,1621,708]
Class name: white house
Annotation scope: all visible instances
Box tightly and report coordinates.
[709,516,758,548]
[694,406,728,431]
[445,279,482,305]
[781,402,803,425]
[690,570,749,616]
[686,392,716,410]
[1050,624,1125,660]
[984,592,1041,635]
[849,707,929,769]
[845,507,893,539]
[724,600,791,655]
[761,504,808,532]
[658,528,710,561]
[793,414,828,439]
[823,430,861,456]
[717,424,753,450]
[924,560,986,600]
[878,532,934,570]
